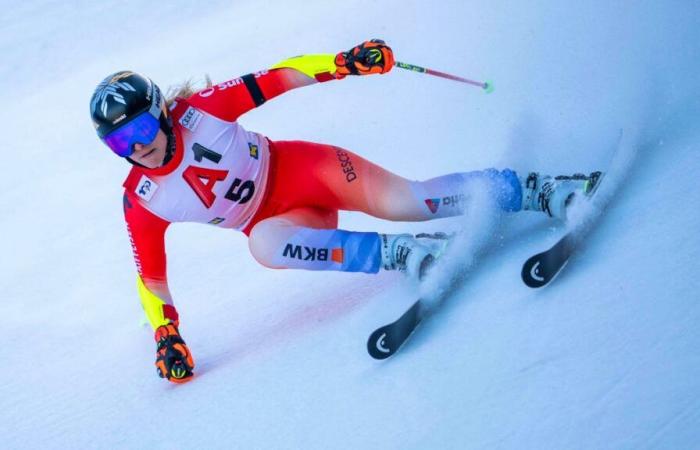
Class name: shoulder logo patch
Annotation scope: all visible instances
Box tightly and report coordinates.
[248,142,259,159]
[136,175,158,201]
[179,106,203,132]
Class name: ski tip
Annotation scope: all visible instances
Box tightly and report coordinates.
[483,81,495,94]
[521,255,551,288]
[367,329,396,360]
[367,301,423,359]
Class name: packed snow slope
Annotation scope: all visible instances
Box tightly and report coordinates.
[1,1,699,449]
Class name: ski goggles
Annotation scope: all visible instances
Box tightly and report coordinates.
[102,110,160,157]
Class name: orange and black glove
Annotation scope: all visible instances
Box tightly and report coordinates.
[334,39,395,79]
[155,324,194,383]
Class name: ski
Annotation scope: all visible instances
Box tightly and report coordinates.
[367,299,423,359]
[367,232,456,359]
[521,232,577,288]
[521,128,629,288]
[521,171,605,288]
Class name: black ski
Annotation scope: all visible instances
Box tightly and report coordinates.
[521,147,620,289]
[367,300,423,359]
[520,172,604,288]
[521,173,603,289]
[521,233,577,288]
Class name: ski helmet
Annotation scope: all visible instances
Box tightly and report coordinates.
[90,71,171,157]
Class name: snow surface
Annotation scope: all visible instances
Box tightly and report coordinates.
[1,1,699,448]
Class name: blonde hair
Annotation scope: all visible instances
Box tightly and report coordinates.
[165,74,213,108]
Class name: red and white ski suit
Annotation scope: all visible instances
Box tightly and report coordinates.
[122,54,522,329]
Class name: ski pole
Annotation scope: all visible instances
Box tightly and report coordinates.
[395,61,494,93]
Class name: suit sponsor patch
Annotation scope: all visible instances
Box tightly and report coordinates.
[136,175,158,201]
[283,244,344,263]
[248,143,259,159]
[179,107,203,132]
[425,198,440,213]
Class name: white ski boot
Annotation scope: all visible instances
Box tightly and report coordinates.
[380,232,451,280]
[520,171,602,221]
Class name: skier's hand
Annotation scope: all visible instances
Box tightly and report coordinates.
[154,324,195,383]
[334,39,395,79]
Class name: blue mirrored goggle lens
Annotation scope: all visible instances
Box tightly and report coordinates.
[102,112,160,157]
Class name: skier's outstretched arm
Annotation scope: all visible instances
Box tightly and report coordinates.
[122,192,178,330]
[187,39,394,122]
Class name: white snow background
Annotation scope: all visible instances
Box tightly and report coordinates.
[1,1,699,448]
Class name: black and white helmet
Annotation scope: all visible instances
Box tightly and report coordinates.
[90,71,167,139]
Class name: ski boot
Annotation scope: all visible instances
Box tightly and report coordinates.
[520,171,602,221]
[155,323,195,383]
[380,232,452,280]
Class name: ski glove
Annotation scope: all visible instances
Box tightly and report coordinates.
[335,39,395,79]
[155,324,195,383]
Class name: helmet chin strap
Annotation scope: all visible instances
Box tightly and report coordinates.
[126,111,175,168]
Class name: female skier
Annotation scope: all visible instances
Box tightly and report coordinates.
[90,39,596,383]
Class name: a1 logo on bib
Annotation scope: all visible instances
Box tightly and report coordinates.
[136,175,158,201]
[179,106,203,132]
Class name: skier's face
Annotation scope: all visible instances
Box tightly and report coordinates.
[130,130,168,168]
